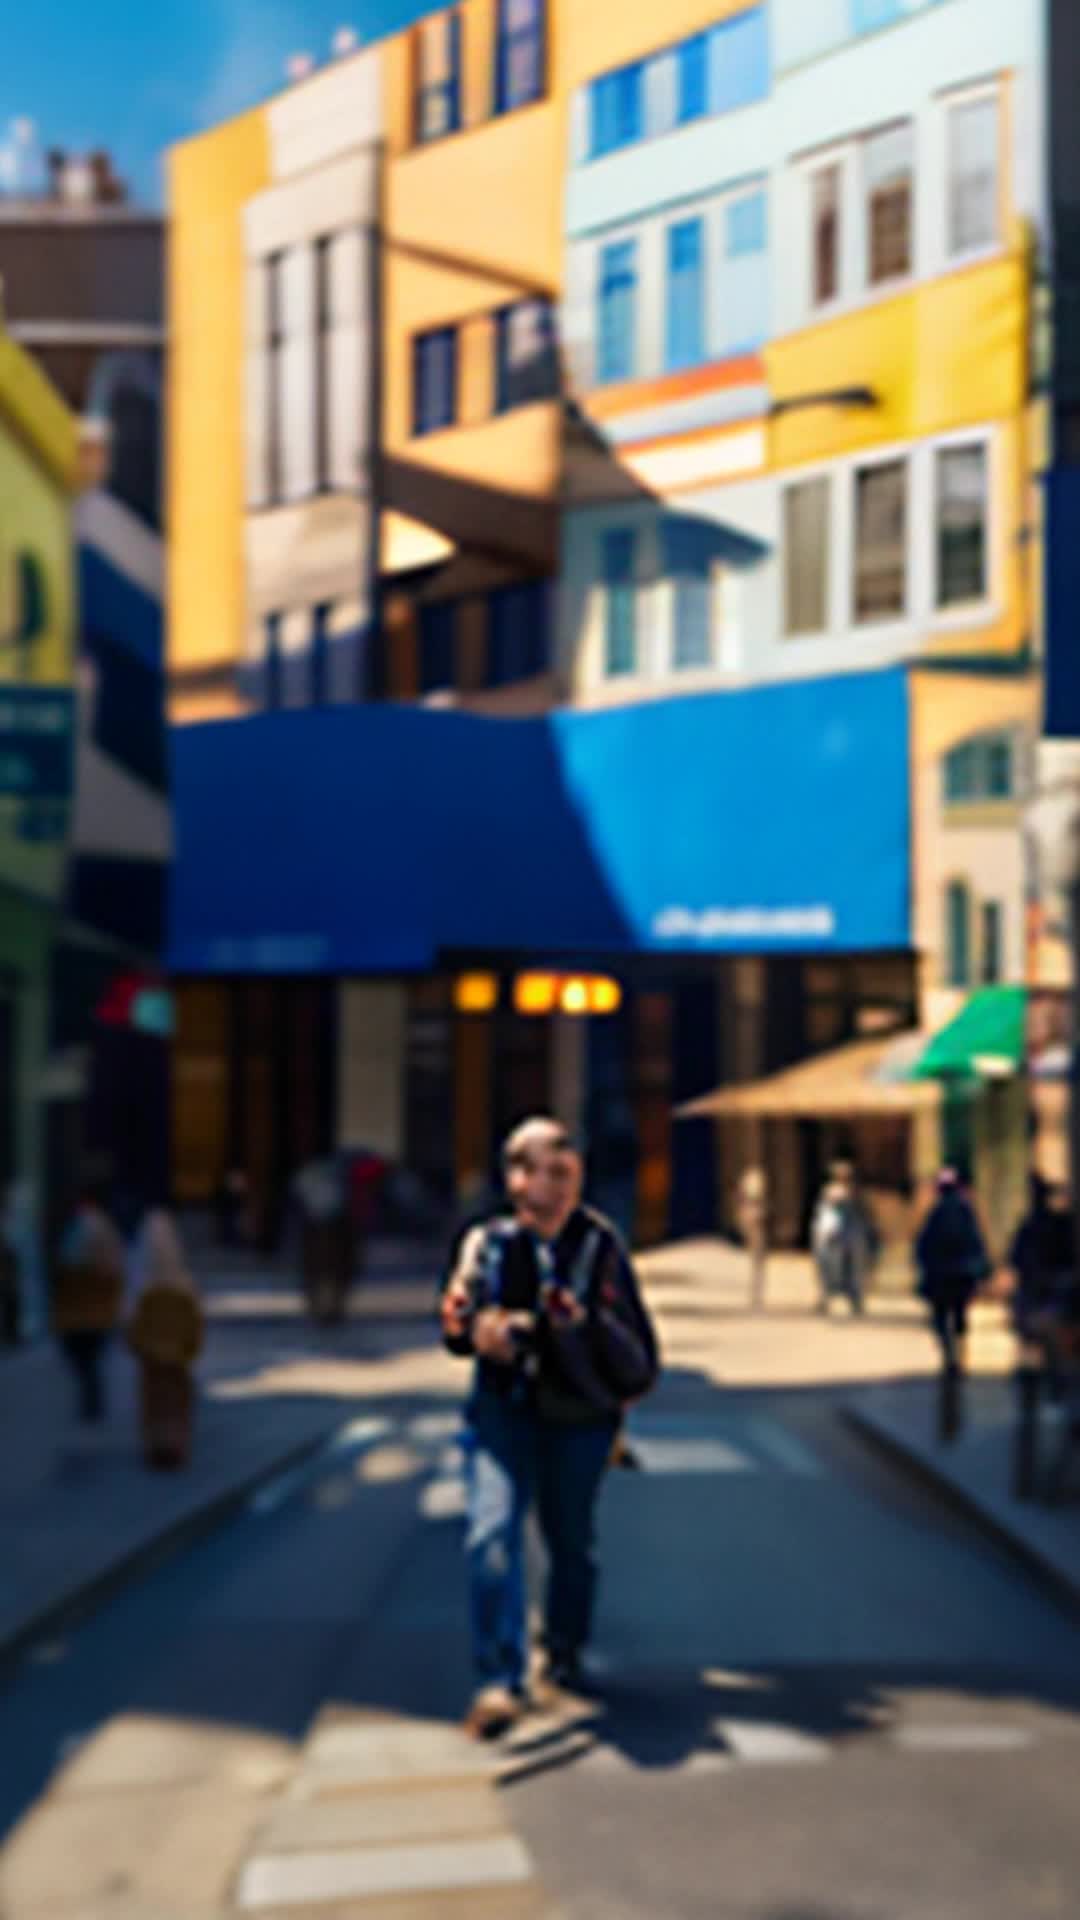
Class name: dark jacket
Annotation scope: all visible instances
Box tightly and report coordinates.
[440,1205,659,1425]
[915,1193,990,1304]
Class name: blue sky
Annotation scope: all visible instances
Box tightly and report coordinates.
[1,0,435,207]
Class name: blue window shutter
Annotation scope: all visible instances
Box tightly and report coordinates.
[664,521,712,669]
[496,0,544,114]
[447,9,462,130]
[589,75,616,157]
[727,188,767,257]
[414,327,457,435]
[597,240,637,384]
[711,7,770,117]
[589,63,642,157]
[665,218,705,373]
[677,35,709,124]
[603,530,637,677]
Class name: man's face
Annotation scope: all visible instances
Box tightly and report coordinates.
[509,1145,582,1233]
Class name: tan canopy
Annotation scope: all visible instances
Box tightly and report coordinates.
[676,1032,940,1122]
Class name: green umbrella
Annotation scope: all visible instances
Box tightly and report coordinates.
[909,985,1027,1082]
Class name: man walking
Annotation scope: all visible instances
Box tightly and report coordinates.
[441,1117,658,1740]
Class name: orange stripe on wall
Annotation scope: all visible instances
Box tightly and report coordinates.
[587,354,766,421]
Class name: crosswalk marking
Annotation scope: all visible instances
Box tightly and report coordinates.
[237,1835,534,1909]
[714,1720,831,1766]
[629,1436,754,1475]
[745,1414,824,1478]
[893,1724,1036,1755]
[625,1413,824,1479]
[250,1417,392,1515]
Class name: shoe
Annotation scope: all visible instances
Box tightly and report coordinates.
[465,1685,522,1742]
[541,1647,589,1695]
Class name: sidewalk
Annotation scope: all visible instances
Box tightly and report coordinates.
[0,1257,456,1667]
[847,1376,1080,1615]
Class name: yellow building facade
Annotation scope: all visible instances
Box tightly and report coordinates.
[0,318,79,1334]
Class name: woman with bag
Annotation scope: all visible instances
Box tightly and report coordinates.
[127,1210,204,1469]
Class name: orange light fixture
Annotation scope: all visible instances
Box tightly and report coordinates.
[589,977,623,1015]
[514,973,559,1016]
[513,973,623,1017]
[455,973,498,1014]
[560,978,590,1015]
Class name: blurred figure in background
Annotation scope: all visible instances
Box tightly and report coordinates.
[914,1168,991,1376]
[293,1155,354,1325]
[127,1210,204,1470]
[811,1162,878,1316]
[52,1169,126,1430]
[1009,1178,1075,1344]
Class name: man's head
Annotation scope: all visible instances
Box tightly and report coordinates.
[501,1117,582,1237]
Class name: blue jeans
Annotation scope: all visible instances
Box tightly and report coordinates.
[463,1390,617,1694]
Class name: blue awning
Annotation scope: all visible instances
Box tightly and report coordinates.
[169,667,911,974]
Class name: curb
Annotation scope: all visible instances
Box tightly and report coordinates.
[0,1421,340,1677]
[843,1403,1080,1625]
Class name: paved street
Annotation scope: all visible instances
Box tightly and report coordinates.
[2,1248,1079,1918]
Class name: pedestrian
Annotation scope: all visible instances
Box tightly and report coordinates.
[914,1168,991,1375]
[441,1116,659,1741]
[736,1166,769,1312]
[127,1210,204,1469]
[1009,1179,1075,1340]
[51,1171,126,1431]
[293,1156,354,1325]
[811,1163,877,1316]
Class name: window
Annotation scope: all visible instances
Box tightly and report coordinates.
[811,164,842,308]
[413,326,457,435]
[664,521,713,670]
[783,478,830,637]
[854,460,907,622]
[602,529,638,677]
[864,123,913,286]
[495,299,558,412]
[677,35,709,125]
[852,0,904,31]
[981,901,1004,986]
[314,237,331,493]
[947,92,1000,259]
[488,581,550,684]
[415,9,462,143]
[265,253,284,503]
[419,600,457,694]
[936,443,989,607]
[986,734,1014,798]
[721,187,769,354]
[665,217,705,372]
[495,0,544,115]
[589,62,644,158]
[945,880,972,989]
[14,551,48,667]
[311,603,331,705]
[263,613,283,711]
[597,239,637,385]
[944,733,1015,806]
